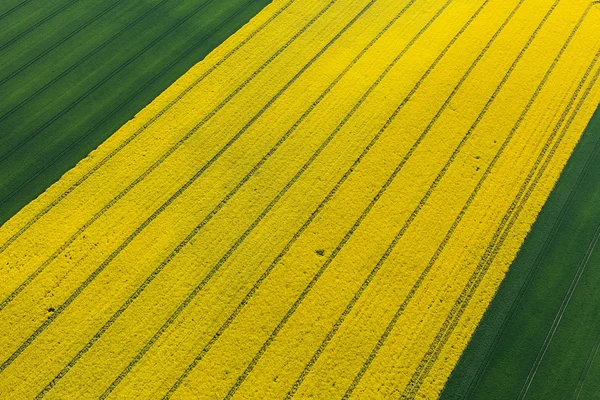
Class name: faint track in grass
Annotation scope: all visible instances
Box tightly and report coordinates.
[0,0,127,87]
[0,0,80,54]
[0,0,215,163]
[0,0,36,23]
[519,221,600,399]
[573,329,600,399]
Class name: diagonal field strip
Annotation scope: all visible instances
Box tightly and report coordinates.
[0,0,298,255]
[38,0,437,396]
[343,0,579,395]
[0,0,355,373]
[410,61,600,398]
[224,0,548,396]
[401,6,600,397]
[405,26,600,399]
[1,0,600,398]
[441,70,600,399]
[99,0,458,397]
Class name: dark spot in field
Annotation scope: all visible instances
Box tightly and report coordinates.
[48,307,55,313]
[475,155,480,160]
[476,167,480,171]
[315,249,325,256]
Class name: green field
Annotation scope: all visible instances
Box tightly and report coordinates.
[0,0,271,226]
[442,104,600,399]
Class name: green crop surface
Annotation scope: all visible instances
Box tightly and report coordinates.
[442,104,600,399]
[0,0,271,227]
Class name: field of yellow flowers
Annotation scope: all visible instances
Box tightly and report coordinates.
[1,0,599,398]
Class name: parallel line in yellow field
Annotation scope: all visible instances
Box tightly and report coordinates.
[34,0,418,396]
[0,0,298,256]
[2,1,597,398]
[403,7,600,397]
[347,3,583,396]
[466,63,600,400]
[157,0,491,397]
[218,0,525,397]
[95,0,456,397]
[233,0,557,395]
[28,0,404,397]
[285,0,532,395]
[0,0,374,375]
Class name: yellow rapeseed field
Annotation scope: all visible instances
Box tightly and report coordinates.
[1,0,599,398]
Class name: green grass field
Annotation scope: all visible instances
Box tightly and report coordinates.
[442,104,600,399]
[0,0,271,227]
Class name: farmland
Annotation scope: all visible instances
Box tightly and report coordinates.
[1,0,600,399]
[0,0,272,226]
[442,105,600,399]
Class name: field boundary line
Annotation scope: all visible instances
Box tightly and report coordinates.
[404,34,600,400]
[0,0,79,54]
[411,61,600,399]
[0,0,297,252]
[0,0,221,164]
[401,7,600,397]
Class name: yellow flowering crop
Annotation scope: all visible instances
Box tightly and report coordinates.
[0,0,599,398]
